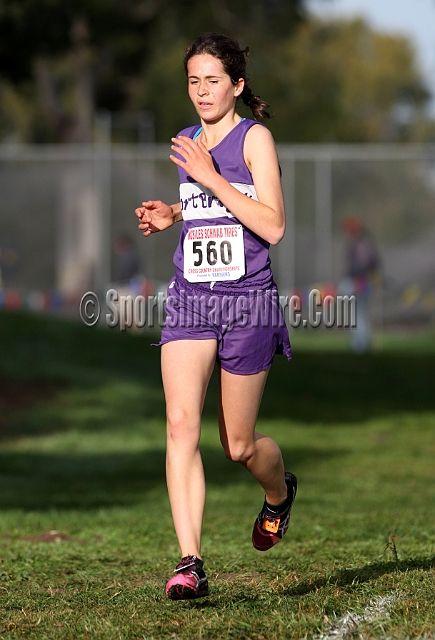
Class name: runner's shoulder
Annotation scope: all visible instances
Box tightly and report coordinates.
[244,123,278,169]
[245,122,275,147]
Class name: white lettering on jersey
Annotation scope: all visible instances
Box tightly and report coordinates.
[180,182,258,220]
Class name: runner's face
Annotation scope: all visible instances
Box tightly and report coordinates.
[187,54,244,123]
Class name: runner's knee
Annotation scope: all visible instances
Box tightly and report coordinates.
[222,440,254,463]
[166,406,200,444]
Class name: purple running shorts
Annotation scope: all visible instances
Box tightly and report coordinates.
[158,276,291,375]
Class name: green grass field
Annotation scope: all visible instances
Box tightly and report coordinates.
[0,310,434,639]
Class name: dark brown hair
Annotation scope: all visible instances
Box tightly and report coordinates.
[183,33,271,119]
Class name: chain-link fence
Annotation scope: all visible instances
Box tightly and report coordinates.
[1,143,435,327]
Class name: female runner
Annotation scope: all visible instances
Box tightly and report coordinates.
[135,32,297,601]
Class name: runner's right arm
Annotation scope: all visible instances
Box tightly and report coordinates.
[135,200,182,236]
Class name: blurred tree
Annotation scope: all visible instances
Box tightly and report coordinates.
[0,0,165,141]
[266,18,432,142]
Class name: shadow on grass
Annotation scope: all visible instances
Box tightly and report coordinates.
[2,348,435,443]
[259,352,435,423]
[283,556,435,597]
[0,445,346,510]
[1,311,435,430]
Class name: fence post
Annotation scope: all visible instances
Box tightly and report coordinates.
[94,111,112,293]
[315,156,333,282]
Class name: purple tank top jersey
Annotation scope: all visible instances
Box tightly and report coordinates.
[173,118,274,292]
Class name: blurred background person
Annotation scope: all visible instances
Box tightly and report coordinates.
[0,246,20,289]
[341,215,381,354]
[112,233,140,284]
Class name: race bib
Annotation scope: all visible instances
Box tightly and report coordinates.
[183,224,245,283]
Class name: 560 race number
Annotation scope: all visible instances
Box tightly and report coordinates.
[192,240,232,266]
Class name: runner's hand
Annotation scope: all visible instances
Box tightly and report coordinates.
[135,200,174,236]
[170,136,217,189]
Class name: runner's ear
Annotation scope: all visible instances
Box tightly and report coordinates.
[234,79,244,97]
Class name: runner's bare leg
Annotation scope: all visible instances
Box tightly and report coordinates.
[218,367,288,506]
[162,339,217,558]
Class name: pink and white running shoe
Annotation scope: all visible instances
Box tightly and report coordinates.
[165,555,209,600]
[252,472,298,552]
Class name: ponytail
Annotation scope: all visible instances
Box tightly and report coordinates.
[241,85,271,120]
